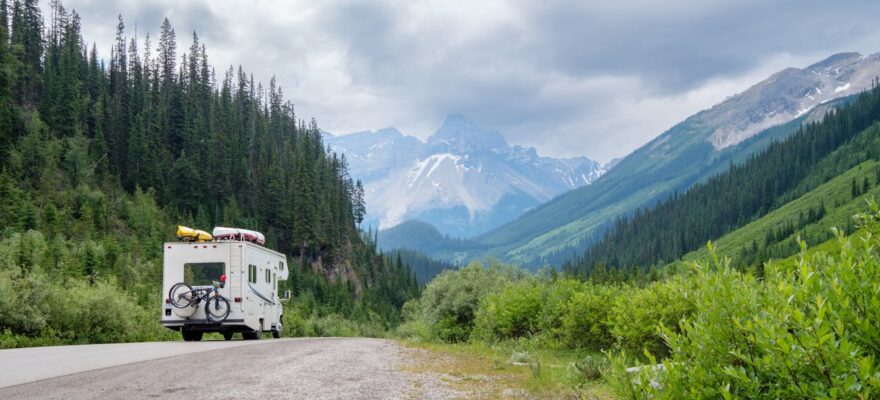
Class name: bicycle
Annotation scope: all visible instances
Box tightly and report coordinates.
[168,281,231,322]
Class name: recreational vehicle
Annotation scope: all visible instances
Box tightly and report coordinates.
[161,227,290,341]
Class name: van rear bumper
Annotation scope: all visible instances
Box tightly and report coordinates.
[160,319,246,332]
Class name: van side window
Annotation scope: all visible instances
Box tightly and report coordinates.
[265,268,270,283]
[280,261,285,271]
[248,264,256,284]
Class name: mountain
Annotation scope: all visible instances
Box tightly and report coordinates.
[468,52,880,267]
[326,115,610,238]
[567,84,880,273]
[376,220,487,263]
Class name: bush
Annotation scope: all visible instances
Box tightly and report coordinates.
[0,268,50,336]
[0,231,175,347]
[536,278,584,345]
[561,283,622,350]
[610,276,695,358]
[412,261,525,342]
[613,231,880,399]
[306,314,362,337]
[473,281,543,341]
[567,354,610,385]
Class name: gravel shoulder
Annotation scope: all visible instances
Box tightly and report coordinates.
[0,338,461,400]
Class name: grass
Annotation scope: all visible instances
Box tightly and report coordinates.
[398,339,614,399]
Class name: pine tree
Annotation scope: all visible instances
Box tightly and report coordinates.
[10,0,42,106]
[353,179,366,225]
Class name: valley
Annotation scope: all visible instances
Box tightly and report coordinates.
[349,52,880,269]
[1,0,880,398]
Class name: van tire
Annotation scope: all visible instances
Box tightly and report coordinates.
[182,329,203,342]
[272,328,281,339]
[222,332,234,341]
[243,328,262,340]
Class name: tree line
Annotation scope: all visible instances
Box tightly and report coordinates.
[0,0,417,345]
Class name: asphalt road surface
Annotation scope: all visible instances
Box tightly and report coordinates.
[0,337,455,400]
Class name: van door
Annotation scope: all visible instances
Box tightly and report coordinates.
[230,244,243,312]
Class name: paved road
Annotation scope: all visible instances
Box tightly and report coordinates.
[0,338,454,400]
[0,339,274,388]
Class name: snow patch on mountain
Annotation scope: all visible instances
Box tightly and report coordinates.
[326,116,610,237]
[708,52,880,149]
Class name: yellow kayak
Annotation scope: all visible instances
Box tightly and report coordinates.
[177,225,213,242]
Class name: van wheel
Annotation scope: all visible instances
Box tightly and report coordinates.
[182,330,203,342]
[222,332,234,341]
[272,328,281,339]
[243,328,262,340]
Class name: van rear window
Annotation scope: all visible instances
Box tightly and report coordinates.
[184,262,226,286]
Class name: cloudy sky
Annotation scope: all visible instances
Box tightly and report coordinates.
[51,0,880,162]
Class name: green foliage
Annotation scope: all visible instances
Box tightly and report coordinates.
[560,283,622,350]
[401,263,693,357]
[402,262,524,342]
[535,278,584,344]
[0,264,172,347]
[611,223,880,398]
[567,354,610,385]
[408,213,880,398]
[299,314,385,338]
[473,281,543,340]
[610,276,695,357]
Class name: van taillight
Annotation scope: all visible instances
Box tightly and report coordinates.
[234,297,242,302]
[165,299,171,304]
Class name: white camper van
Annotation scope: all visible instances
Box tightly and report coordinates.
[161,228,290,341]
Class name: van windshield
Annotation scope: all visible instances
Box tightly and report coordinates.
[184,262,226,286]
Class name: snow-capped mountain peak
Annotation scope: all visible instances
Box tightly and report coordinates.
[427,114,508,153]
[326,116,610,237]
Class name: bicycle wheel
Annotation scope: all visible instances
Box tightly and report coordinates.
[206,296,231,321]
[169,282,194,308]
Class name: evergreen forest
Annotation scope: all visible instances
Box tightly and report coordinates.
[0,0,419,347]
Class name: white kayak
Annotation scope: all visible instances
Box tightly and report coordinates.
[211,227,266,245]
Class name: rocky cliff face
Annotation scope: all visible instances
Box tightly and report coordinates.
[706,52,880,149]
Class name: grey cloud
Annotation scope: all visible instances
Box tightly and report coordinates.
[520,0,880,94]
[51,0,880,162]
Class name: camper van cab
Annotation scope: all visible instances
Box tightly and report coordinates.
[161,234,289,341]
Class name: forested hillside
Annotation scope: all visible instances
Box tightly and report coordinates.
[385,248,456,284]
[464,53,880,268]
[0,0,418,347]
[567,83,880,274]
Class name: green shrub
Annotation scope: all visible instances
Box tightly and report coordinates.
[282,309,309,337]
[567,354,610,385]
[306,314,362,337]
[413,261,525,342]
[536,278,584,344]
[610,276,695,358]
[473,281,543,341]
[613,232,880,399]
[561,283,622,350]
[0,268,50,336]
